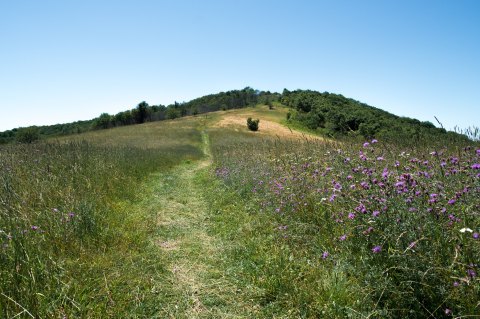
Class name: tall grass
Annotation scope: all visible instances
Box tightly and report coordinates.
[0,120,203,317]
[209,128,480,317]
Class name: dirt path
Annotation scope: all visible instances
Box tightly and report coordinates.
[153,131,254,318]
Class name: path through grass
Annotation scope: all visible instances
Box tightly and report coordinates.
[151,131,260,318]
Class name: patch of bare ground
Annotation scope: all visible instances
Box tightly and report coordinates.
[214,114,323,141]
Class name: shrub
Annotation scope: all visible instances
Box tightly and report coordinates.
[247,118,260,131]
[16,127,39,143]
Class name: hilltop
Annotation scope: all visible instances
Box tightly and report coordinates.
[0,88,471,145]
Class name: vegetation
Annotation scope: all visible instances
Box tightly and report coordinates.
[0,120,203,317]
[282,89,469,144]
[247,117,260,131]
[1,92,478,317]
[209,127,479,317]
[0,88,471,145]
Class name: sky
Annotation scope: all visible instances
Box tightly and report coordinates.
[0,0,479,132]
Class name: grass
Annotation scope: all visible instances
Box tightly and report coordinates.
[1,106,479,318]
[208,126,480,317]
[0,118,204,317]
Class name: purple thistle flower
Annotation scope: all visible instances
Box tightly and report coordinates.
[372,210,380,217]
[372,245,382,253]
[339,234,347,241]
[322,251,329,259]
[448,199,456,205]
[348,212,356,220]
[467,269,476,278]
[371,139,378,144]
[471,163,480,170]
[363,142,370,148]
[473,232,479,239]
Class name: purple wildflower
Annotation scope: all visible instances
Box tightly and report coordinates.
[371,139,378,144]
[445,308,452,316]
[372,210,380,217]
[448,199,456,205]
[473,232,479,239]
[31,226,39,231]
[339,234,347,241]
[348,212,356,220]
[467,269,476,278]
[363,142,370,148]
[471,163,480,170]
[453,281,459,287]
[322,251,329,259]
[372,245,382,253]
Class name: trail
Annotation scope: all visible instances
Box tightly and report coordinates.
[153,131,253,318]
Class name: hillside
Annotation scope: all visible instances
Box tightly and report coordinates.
[0,88,472,145]
[1,105,479,317]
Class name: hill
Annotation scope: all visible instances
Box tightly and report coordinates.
[0,88,472,145]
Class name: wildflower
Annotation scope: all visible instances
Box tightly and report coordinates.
[322,251,329,259]
[471,163,480,169]
[31,226,39,231]
[68,212,75,218]
[467,269,476,278]
[376,156,384,161]
[339,234,347,241]
[445,308,452,315]
[453,281,459,287]
[448,199,456,205]
[52,208,59,213]
[371,139,378,144]
[360,181,370,189]
[473,232,479,239]
[459,228,473,233]
[382,168,389,179]
[372,245,382,253]
[348,212,356,220]
[477,149,480,156]
[363,142,370,148]
[363,227,374,235]
[372,210,380,217]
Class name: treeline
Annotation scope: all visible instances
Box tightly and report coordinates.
[0,88,277,144]
[282,89,469,143]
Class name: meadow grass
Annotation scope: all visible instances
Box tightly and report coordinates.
[0,118,203,317]
[208,127,480,318]
[2,105,479,318]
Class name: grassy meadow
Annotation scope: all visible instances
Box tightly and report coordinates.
[1,105,479,318]
[0,118,204,317]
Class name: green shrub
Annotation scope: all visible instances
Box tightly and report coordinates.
[16,127,39,143]
[246,117,259,131]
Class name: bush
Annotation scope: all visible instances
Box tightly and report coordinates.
[16,127,39,143]
[246,117,259,131]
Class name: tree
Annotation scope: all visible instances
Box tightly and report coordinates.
[136,101,149,123]
[16,127,39,143]
[93,113,112,129]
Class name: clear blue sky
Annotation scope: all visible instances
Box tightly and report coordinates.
[1,0,479,131]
